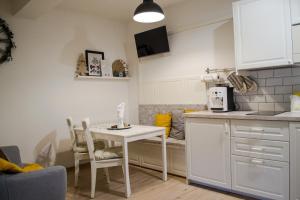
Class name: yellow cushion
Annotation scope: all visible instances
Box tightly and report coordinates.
[0,158,23,173]
[184,109,199,113]
[0,158,43,173]
[155,113,172,137]
[22,163,44,172]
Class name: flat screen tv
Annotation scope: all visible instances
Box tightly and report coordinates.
[134,26,170,58]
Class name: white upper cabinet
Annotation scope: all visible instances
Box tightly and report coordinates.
[292,25,300,63]
[291,0,300,25]
[233,0,293,70]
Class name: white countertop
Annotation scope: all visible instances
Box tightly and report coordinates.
[184,111,300,122]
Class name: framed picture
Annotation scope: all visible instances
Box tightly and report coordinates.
[85,50,104,76]
[101,60,113,77]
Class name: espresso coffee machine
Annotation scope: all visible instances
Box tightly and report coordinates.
[208,86,235,112]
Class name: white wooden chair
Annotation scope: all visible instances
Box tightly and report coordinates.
[82,118,124,199]
[66,117,106,187]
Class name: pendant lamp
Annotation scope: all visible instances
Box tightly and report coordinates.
[133,0,165,23]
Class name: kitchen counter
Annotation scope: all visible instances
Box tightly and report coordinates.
[184,111,300,122]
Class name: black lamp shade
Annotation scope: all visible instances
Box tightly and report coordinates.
[133,0,165,23]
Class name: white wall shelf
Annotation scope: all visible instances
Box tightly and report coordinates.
[75,75,131,81]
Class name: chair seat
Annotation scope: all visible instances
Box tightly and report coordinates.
[94,147,122,160]
[74,145,88,153]
[74,140,106,153]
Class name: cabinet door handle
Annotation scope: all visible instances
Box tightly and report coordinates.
[251,128,264,132]
[251,159,264,164]
[251,146,264,151]
[225,121,230,135]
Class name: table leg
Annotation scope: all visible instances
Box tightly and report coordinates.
[161,132,167,181]
[122,139,131,198]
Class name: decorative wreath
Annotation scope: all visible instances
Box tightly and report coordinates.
[0,18,16,64]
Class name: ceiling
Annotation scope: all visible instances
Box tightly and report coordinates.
[56,0,188,22]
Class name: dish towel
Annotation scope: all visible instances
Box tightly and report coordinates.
[227,72,257,94]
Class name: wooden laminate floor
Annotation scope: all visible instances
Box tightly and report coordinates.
[67,164,255,200]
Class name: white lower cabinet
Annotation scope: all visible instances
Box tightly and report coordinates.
[231,120,289,141]
[168,146,186,177]
[291,123,300,200]
[231,137,289,162]
[231,155,289,200]
[128,141,186,177]
[186,118,293,200]
[186,118,231,189]
[128,143,141,165]
[140,142,164,171]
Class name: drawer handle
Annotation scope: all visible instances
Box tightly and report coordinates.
[251,146,264,151]
[251,128,264,132]
[251,159,264,164]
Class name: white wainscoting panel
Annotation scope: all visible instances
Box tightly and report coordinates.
[139,76,207,105]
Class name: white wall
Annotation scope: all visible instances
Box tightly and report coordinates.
[127,0,235,105]
[11,0,30,14]
[0,0,237,166]
[165,0,234,33]
[139,20,234,105]
[0,0,129,166]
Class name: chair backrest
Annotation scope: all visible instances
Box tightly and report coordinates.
[82,118,95,161]
[66,117,77,151]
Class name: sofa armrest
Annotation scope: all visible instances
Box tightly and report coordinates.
[4,166,67,200]
[0,172,9,200]
[0,146,22,166]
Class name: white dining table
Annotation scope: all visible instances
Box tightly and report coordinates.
[83,125,168,198]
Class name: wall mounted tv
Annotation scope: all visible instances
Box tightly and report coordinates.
[134,26,170,58]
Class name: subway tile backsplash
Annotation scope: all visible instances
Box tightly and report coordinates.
[235,66,300,112]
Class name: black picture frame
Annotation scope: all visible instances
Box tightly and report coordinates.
[85,50,105,76]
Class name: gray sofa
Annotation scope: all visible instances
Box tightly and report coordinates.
[139,104,207,140]
[0,146,67,200]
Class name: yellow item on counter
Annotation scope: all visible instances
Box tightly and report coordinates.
[184,109,199,113]
[155,113,172,137]
[0,158,44,173]
[293,92,300,96]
